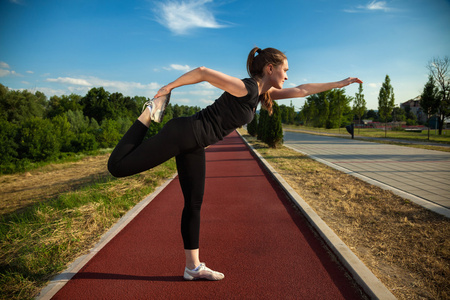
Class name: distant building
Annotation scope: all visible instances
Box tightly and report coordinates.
[400,96,427,123]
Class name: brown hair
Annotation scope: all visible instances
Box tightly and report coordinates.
[247,47,287,115]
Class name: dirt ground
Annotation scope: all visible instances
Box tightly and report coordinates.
[0,154,111,216]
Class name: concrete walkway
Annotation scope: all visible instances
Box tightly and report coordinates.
[283,131,450,218]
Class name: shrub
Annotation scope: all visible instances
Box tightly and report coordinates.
[0,118,19,165]
[52,114,76,152]
[263,101,283,148]
[17,117,61,161]
[257,109,268,141]
[97,119,122,148]
[247,113,258,137]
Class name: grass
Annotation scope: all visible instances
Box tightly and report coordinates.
[0,148,115,175]
[0,157,177,300]
[239,128,450,300]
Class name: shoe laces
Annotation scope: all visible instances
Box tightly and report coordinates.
[142,99,155,113]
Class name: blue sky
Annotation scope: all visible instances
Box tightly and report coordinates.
[1,0,449,110]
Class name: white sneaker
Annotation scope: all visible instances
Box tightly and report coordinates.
[183,263,225,281]
[142,92,171,123]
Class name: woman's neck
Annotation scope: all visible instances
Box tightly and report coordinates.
[254,76,272,96]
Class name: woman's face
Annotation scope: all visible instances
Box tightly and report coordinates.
[269,59,289,89]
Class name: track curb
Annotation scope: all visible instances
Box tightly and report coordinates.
[36,173,178,300]
[238,131,396,300]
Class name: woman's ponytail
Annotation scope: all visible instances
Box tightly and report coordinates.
[246,47,260,80]
[246,47,286,115]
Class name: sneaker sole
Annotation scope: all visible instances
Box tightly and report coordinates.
[154,93,171,123]
[183,270,224,281]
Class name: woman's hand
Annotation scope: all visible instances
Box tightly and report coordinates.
[154,86,172,99]
[336,77,363,88]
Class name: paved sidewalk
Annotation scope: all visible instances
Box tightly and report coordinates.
[283,131,450,217]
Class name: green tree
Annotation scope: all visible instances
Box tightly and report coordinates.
[300,100,316,126]
[162,103,174,121]
[65,110,100,151]
[366,109,378,121]
[0,88,46,123]
[0,119,19,171]
[66,110,90,133]
[306,91,330,127]
[326,89,351,129]
[18,117,60,161]
[257,109,268,141]
[427,57,450,135]
[353,83,367,133]
[52,114,75,152]
[378,75,395,137]
[279,103,295,124]
[97,119,122,148]
[391,107,406,123]
[420,75,440,139]
[46,94,82,118]
[247,113,258,137]
[280,104,288,123]
[109,92,139,120]
[406,111,417,126]
[81,87,111,123]
[263,102,283,148]
[72,132,98,152]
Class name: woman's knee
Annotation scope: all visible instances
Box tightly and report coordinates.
[107,157,124,178]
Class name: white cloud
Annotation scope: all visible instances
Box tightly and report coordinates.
[365,1,390,11]
[26,70,34,74]
[0,62,10,69]
[176,98,191,104]
[47,77,91,86]
[344,1,392,13]
[0,69,10,77]
[188,90,216,96]
[153,0,227,35]
[44,75,160,98]
[197,82,216,89]
[35,87,68,97]
[164,64,192,72]
[368,83,379,88]
[199,98,214,105]
[46,76,159,90]
[0,68,22,77]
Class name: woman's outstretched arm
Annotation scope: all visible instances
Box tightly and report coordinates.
[154,67,248,99]
[269,77,363,100]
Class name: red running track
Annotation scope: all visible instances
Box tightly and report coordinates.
[51,131,364,299]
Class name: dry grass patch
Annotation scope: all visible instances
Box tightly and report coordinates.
[0,154,112,215]
[0,154,176,300]
[240,131,450,300]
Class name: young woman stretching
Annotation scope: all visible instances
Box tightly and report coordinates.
[108,47,362,281]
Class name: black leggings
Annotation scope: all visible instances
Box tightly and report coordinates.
[108,117,205,250]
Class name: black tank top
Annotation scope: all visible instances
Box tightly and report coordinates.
[191,78,259,147]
